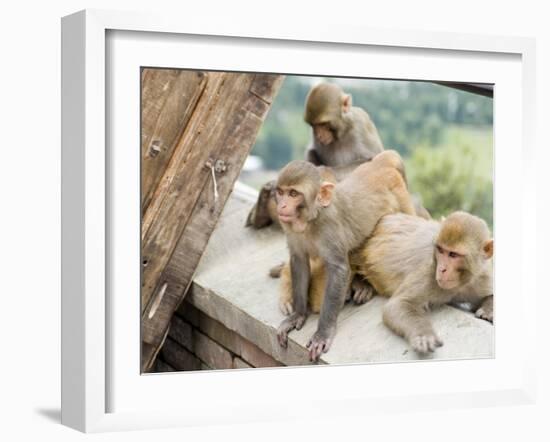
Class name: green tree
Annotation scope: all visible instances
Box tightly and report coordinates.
[407,143,493,229]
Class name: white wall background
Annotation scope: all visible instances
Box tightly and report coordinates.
[0,1,547,440]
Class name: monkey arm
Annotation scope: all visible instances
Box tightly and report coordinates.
[305,146,323,165]
[474,295,493,323]
[382,287,443,354]
[245,180,278,229]
[307,258,350,361]
[290,253,311,315]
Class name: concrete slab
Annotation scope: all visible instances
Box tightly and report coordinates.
[187,182,495,366]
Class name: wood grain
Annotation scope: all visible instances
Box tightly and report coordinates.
[141,69,207,214]
[140,70,284,371]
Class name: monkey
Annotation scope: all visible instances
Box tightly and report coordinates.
[245,82,384,229]
[279,211,493,354]
[274,150,416,361]
[303,82,384,167]
[273,152,410,313]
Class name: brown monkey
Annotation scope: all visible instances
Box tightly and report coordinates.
[280,212,493,354]
[275,150,415,361]
[246,82,384,229]
[304,83,384,168]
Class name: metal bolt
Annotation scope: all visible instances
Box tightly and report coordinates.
[149,140,162,157]
[214,160,227,174]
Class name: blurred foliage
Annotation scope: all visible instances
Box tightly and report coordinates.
[406,125,493,228]
[246,76,493,229]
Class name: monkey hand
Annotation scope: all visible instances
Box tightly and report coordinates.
[277,313,307,348]
[350,276,376,305]
[410,333,443,354]
[306,328,335,362]
[475,306,493,323]
[245,180,276,228]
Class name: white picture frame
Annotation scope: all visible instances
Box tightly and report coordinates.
[61,9,537,433]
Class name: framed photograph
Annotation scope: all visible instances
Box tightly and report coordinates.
[61,9,537,433]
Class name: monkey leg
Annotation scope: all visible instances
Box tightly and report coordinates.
[278,262,294,316]
[245,180,279,229]
[279,258,326,316]
[349,274,376,305]
[382,297,443,354]
[474,295,493,323]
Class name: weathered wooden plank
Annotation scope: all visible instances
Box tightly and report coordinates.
[142,71,224,238]
[160,337,201,371]
[167,315,194,351]
[154,358,177,373]
[142,72,254,310]
[249,74,285,104]
[141,73,284,370]
[176,301,283,367]
[176,301,200,327]
[141,71,225,314]
[141,342,157,373]
[141,69,207,214]
[140,69,178,153]
[233,357,252,369]
[193,330,233,370]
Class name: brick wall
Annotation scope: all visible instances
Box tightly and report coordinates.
[154,301,284,372]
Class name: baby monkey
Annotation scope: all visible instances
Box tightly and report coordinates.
[275,151,415,361]
[279,212,494,354]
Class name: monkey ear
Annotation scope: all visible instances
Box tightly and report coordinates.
[342,94,352,113]
[482,239,494,259]
[318,182,335,207]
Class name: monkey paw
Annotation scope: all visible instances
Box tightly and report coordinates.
[352,284,375,305]
[350,276,376,305]
[475,307,493,323]
[245,180,276,228]
[277,313,307,348]
[306,330,335,362]
[279,299,294,316]
[410,334,443,354]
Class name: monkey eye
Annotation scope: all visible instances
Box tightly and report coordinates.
[289,189,299,198]
[436,245,444,254]
[276,188,284,197]
[449,251,459,258]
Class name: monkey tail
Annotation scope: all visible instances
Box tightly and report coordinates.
[269,262,284,278]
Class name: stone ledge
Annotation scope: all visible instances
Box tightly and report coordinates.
[183,182,494,367]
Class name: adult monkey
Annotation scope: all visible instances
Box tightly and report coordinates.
[279,212,494,354]
[245,82,384,229]
[275,150,415,361]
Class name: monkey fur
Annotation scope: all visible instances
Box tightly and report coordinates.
[274,151,416,361]
[279,212,494,354]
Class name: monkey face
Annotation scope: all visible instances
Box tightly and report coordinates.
[313,123,335,146]
[275,186,308,232]
[435,244,466,290]
[435,212,493,290]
